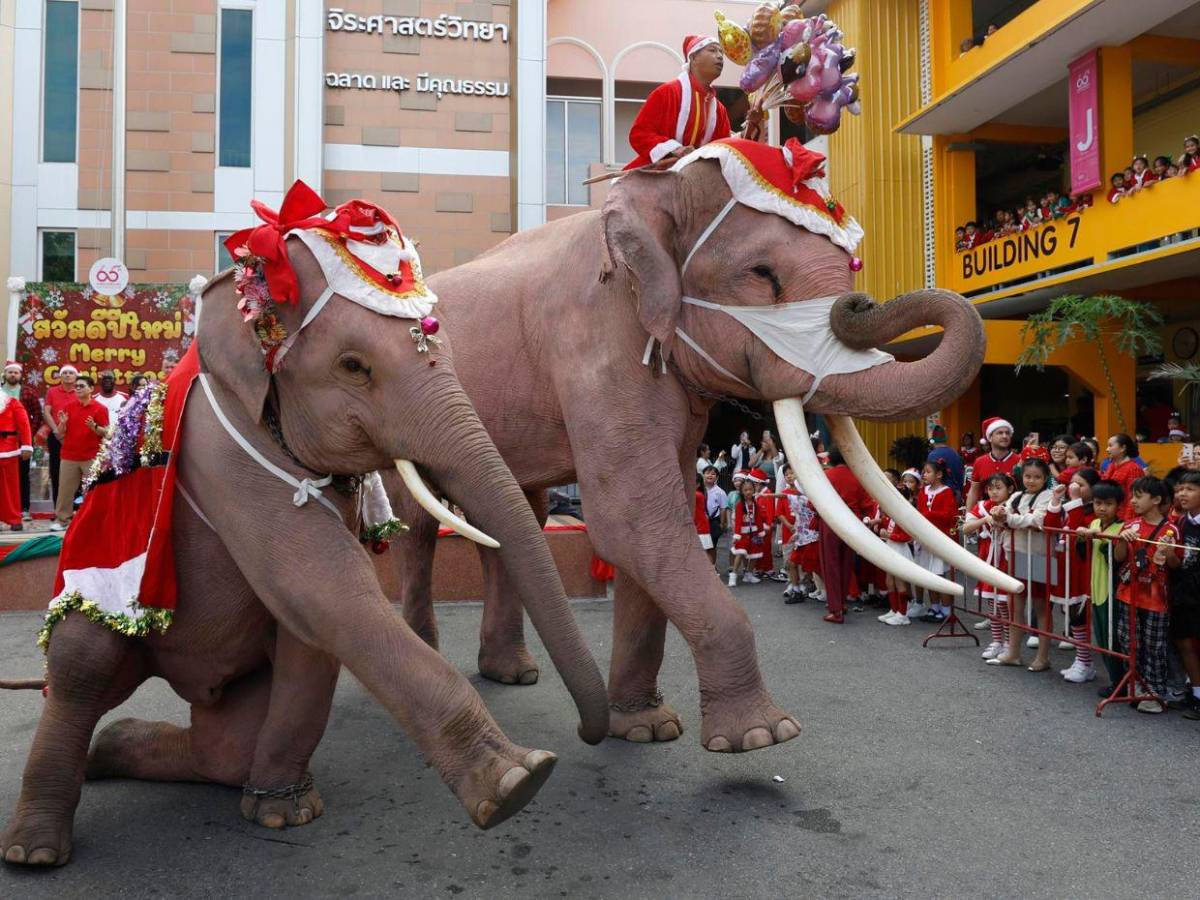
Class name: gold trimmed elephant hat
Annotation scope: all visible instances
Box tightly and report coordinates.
[671,137,864,254]
[224,181,439,370]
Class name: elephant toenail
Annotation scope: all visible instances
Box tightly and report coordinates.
[775,719,802,742]
[625,725,653,742]
[260,813,285,829]
[706,736,733,752]
[518,670,539,685]
[523,749,555,771]
[654,721,682,741]
[497,766,527,801]
[742,727,774,750]
[5,845,27,863]
[28,847,58,865]
[475,799,499,826]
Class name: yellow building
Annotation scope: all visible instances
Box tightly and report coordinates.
[846,0,1200,473]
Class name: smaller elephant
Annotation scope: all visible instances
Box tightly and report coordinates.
[2,187,608,868]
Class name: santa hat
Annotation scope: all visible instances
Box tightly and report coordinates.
[746,468,769,484]
[901,468,921,481]
[672,138,863,253]
[59,364,78,375]
[982,417,1013,440]
[732,470,748,483]
[1169,428,1187,439]
[683,35,718,61]
[929,424,947,443]
[3,360,21,374]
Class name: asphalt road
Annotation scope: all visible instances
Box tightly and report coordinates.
[2,577,1197,899]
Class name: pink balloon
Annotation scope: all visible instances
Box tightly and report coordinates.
[788,65,824,104]
[778,20,806,49]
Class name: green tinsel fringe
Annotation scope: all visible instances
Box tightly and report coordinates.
[38,592,174,652]
[361,518,409,543]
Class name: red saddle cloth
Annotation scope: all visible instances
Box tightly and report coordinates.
[42,344,201,650]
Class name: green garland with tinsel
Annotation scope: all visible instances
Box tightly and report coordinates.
[139,381,168,465]
[361,518,408,543]
[39,593,174,652]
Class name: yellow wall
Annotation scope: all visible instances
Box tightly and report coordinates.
[1135,84,1200,162]
[0,0,13,360]
[827,0,926,302]
[852,415,929,469]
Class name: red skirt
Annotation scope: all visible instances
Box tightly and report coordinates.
[789,541,820,573]
[732,530,766,560]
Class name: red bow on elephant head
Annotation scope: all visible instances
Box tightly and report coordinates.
[223,180,335,305]
[782,137,828,192]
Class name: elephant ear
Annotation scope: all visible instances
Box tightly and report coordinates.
[601,169,683,356]
[196,268,272,424]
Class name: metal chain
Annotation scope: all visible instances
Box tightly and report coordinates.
[242,771,314,801]
[609,690,664,713]
[263,400,362,498]
[667,360,767,422]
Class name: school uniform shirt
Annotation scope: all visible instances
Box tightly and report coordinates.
[1132,170,1157,188]
[969,450,1019,493]
[917,484,957,536]
[1170,513,1200,606]
[624,72,731,169]
[59,398,109,461]
[1087,518,1124,608]
[704,485,726,519]
[780,488,819,548]
[1116,516,1179,613]
[1107,186,1126,204]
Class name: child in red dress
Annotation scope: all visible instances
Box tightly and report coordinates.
[728,472,768,587]
[877,483,918,626]
[1130,155,1157,189]
[780,465,822,604]
[1178,135,1200,174]
[1107,172,1127,204]
[963,473,1015,660]
[1046,468,1101,683]
[916,458,959,623]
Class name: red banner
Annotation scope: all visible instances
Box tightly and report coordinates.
[1068,50,1101,195]
[14,282,195,410]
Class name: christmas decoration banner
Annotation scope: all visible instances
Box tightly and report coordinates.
[16,283,196,390]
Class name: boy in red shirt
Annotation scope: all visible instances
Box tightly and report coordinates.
[49,374,109,529]
[1113,476,1178,712]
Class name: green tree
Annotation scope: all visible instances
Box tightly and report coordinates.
[1015,294,1163,434]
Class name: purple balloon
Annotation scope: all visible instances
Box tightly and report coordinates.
[739,41,780,93]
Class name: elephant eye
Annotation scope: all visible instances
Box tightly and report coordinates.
[339,355,370,377]
[750,265,782,299]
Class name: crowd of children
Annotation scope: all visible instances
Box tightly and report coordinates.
[954,135,1200,253]
[697,424,1200,720]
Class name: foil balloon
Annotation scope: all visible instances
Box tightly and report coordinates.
[783,104,807,125]
[805,92,843,135]
[748,2,781,49]
[818,46,844,91]
[779,41,811,83]
[788,56,825,104]
[779,5,804,25]
[715,10,753,66]
[840,47,857,72]
[740,40,780,93]
[778,19,807,50]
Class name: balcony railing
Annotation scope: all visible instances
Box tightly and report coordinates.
[945,172,1200,296]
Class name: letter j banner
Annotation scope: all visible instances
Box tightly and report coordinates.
[1068,51,1101,195]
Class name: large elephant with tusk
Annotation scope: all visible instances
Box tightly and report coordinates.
[389,138,1020,753]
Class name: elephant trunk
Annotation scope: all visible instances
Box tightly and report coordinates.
[404,392,609,744]
[818,289,985,421]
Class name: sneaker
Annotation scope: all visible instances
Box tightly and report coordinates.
[906,601,926,618]
[922,609,947,624]
[22,511,32,521]
[784,593,805,605]
[782,586,795,599]
[1057,640,1073,651]
[1136,700,1165,714]
[48,522,65,532]
[981,641,1004,660]
[768,571,789,583]
[1026,635,1040,649]
[889,614,911,626]
[1063,664,1096,684]
[727,572,737,588]
[743,573,761,584]
[974,618,990,630]
[1181,695,1200,721]
[878,611,896,623]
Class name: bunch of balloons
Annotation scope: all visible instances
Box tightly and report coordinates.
[715,3,861,136]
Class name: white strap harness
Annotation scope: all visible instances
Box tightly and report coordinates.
[197,373,342,520]
[270,286,335,371]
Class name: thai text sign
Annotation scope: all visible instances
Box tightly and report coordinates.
[960,215,1085,282]
[1068,51,1101,195]
[327,9,508,42]
[15,283,196,387]
[325,71,510,100]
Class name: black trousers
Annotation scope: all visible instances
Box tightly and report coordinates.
[18,454,30,511]
[47,432,61,504]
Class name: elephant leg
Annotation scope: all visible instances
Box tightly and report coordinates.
[477,489,545,685]
[386,467,441,650]
[240,628,340,830]
[3,614,143,867]
[607,571,683,743]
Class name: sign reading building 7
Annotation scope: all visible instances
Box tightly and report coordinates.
[961,216,1083,282]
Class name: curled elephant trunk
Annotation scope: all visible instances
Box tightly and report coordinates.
[820,289,985,421]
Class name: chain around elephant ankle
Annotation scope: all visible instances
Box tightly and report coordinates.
[609,691,664,713]
[242,771,314,801]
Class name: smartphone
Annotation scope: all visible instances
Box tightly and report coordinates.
[1184,443,1196,463]
[1024,431,1039,446]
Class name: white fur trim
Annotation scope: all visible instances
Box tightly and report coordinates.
[702,95,717,145]
[686,36,717,59]
[650,139,683,164]
[1063,498,1085,512]
[984,418,1013,440]
[50,552,150,622]
[674,73,692,146]
[672,144,864,253]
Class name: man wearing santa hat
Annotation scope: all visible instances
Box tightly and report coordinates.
[0,362,33,531]
[624,35,755,170]
[3,361,33,520]
[965,416,1019,510]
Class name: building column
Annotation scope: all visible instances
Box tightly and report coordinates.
[928,0,973,95]
[934,134,975,286]
[515,0,546,231]
[292,0,324,192]
[1097,45,1133,185]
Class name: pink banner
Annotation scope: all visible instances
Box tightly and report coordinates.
[1068,50,1101,195]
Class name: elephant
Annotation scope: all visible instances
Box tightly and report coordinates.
[388,148,1016,753]
[1,230,609,868]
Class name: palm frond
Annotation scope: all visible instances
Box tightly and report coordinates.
[1148,362,1200,397]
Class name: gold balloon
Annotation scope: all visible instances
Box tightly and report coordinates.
[715,10,753,66]
[780,5,804,25]
[749,3,781,49]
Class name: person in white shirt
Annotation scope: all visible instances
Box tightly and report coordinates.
[93,370,128,418]
[695,443,727,477]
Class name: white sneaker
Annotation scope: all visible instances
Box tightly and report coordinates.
[810,590,827,603]
[1136,700,1164,714]
[890,614,911,626]
[727,572,737,588]
[1063,664,1096,684]
[743,573,761,584]
[974,618,990,630]
[878,611,896,623]
[1026,635,1040,649]
[981,641,1004,660]
[1057,640,1073,651]
[48,522,65,532]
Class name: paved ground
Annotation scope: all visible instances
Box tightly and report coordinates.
[2,576,1198,898]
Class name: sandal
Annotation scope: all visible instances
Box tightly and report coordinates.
[1027,661,1051,672]
[986,656,1022,667]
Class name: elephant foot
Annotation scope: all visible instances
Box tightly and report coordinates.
[608,699,683,743]
[240,775,324,829]
[700,692,801,753]
[478,644,539,686]
[1,812,72,867]
[452,746,556,830]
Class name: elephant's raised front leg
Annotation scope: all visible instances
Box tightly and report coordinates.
[607,571,683,742]
[476,489,547,685]
[3,614,143,867]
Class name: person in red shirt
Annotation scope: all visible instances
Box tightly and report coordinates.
[1113,476,1178,711]
[625,35,733,170]
[916,458,959,622]
[818,448,872,624]
[728,472,769,587]
[1103,433,1144,521]
[965,416,1019,511]
[878,482,919,626]
[49,374,109,529]
[41,363,79,505]
[0,382,33,531]
[959,431,980,466]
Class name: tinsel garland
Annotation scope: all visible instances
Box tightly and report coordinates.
[139,381,168,465]
[233,251,290,368]
[83,380,169,490]
[38,592,173,652]
[361,518,408,543]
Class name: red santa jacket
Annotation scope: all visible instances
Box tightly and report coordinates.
[917,484,957,536]
[625,72,731,169]
[0,395,33,461]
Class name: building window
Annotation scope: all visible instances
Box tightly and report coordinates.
[43,0,79,163]
[218,8,253,167]
[41,231,76,281]
[546,98,601,205]
[215,232,234,272]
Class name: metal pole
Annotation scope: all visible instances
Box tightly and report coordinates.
[111,0,127,262]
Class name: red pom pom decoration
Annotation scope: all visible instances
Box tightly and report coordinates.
[419,316,440,336]
[849,256,864,272]
[371,539,390,555]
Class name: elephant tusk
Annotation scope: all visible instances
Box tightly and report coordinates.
[774,399,963,597]
[394,460,501,549]
[827,415,1025,595]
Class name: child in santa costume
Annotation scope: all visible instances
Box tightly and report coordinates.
[0,366,33,531]
[916,457,958,623]
[625,34,732,169]
[1045,467,1100,683]
[779,464,821,603]
[694,477,715,563]
[877,485,917,626]
[962,472,1015,659]
[728,470,769,587]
